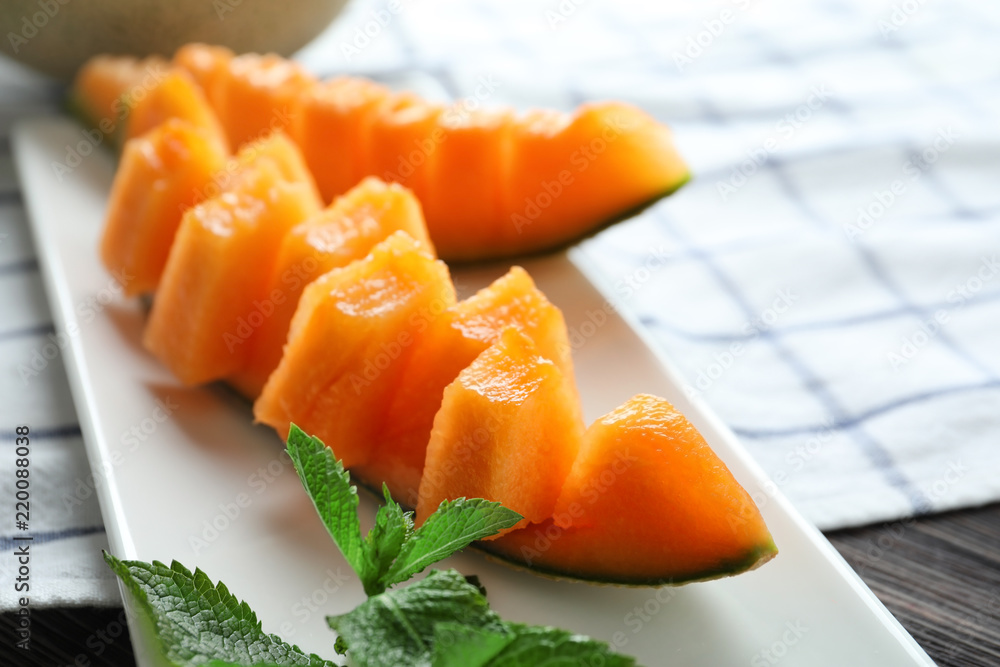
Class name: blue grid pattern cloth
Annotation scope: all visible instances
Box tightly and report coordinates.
[2,0,998,607]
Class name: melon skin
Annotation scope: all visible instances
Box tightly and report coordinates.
[480,394,777,586]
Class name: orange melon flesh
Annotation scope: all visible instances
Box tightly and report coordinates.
[124,69,228,151]
[365,95,442,206]
[223,131,321,203]
[500,103,689,258]
[254,232,455,469]
[415,327,584,534]
[69,55,171,143]
[422,108,513,260]
[361,266,576,507]
[292,77,394,202]
[143,161,322,385]
[483,394,777,585]
[212,53,316,149]
[231,178,433,398]
[172,43,234,110]
[100,119,228,296]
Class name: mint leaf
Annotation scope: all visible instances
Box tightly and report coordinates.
[431,623,514,667]
[486,623,636,667]
[104,552,337,667]
[328,569,506,667]
[360,485,414,595]
[383,499,522,588]
[286,425,368,579]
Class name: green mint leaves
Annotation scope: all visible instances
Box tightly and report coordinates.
[105,425,639,666]
[103,554,336,667]
[285,425,522,595]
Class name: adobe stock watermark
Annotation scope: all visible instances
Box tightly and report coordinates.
[877,0,929,39]
[276,568,352,639]
[381,75,502,185]
[543,0,589,30]
[673,0,755,72]
[750,621,809,666]
[61,397,180,513]
[683,288,798,398]
[510,112,634,236]
[843,127,959,241]
[340,0,413,62]
[17,270,133,385]
[886,255,998,369]
[716,85,833,202]
[6,0,72,54]
[50,66,169,182]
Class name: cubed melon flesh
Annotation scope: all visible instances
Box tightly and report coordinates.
[100,119,228,296]
[231,178,434,398]
[482,394,778,585]
[143,160,322,385]
[365,95,441,207]
[292,77,394,202]
[362,266,576,506]
[125,69,228,151]
[253,232,455,469]
[69,54,171,142]
[172,43,234,110]
[415,327,584,534]
[211,53,316,149]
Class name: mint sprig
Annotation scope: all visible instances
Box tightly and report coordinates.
[286,425,522,595]
[106,425,640,666]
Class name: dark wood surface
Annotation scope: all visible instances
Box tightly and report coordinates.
[3,502,999,666]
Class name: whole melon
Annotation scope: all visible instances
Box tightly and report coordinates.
[0,0,347,80]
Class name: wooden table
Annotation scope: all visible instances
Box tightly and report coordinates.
[3,502,998,665]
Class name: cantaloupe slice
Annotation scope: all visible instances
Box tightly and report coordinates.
[362,266,575,506]
[291,77,394,202]
[482,394,778,585]
[207,52,316,149]
[422,108,514,259]
[124,69,228,150]
[415,327,584,534]
[144,159,322,385]
[223,131,321,202]
[100,119,228,296]
[500,103,689,258]
[366,95,441,207]
[231,178,433,398]
[254,232,455,469]
[69,54,171,143]
[172,43,233,110]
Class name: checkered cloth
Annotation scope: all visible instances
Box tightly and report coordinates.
[2,0,998,608]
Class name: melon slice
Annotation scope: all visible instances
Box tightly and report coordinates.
[362,266,576,506]
[100,119,228,296]
[254,232,455,469]
[292,77,394,202]
[144,159,322,385]
[366,95,441,207]
[415,327,584,534]
[500,103,689,258]
[69,54,171,143]
[224,131,321,202]
[172,43,234,110]
[422,108,514,260]
[208,52,316,149]
[483,394,778,585]
[231,178,433,398]
[125,69,228,151]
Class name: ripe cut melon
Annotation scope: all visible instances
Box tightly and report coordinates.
[69,54,171,143]
[291,77,393,202]
[144,159,322,385]
[415,328,584,534]
[231,177,434,398]
[223,131,321,203]
[254,232,455,469]
[124,69,228,151]
[482,394,778,585]
[203,52,316,149]
[422,108,514,259]
[501,104,689,258]
[362,266,575,506]
[74,48,689,261]
[101,119,228,296]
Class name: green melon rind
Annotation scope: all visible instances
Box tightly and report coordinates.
[476,535,777,588]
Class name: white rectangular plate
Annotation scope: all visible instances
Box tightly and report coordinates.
[14,117,934,667]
